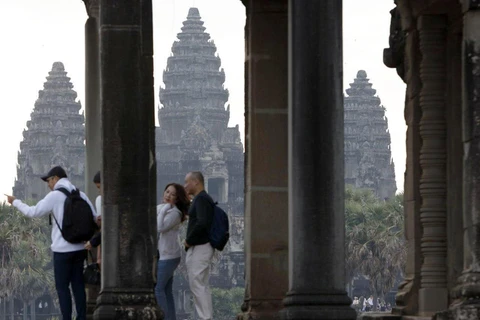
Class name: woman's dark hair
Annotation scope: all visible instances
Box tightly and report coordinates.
[165,183,189,222]
[93,171,101,184]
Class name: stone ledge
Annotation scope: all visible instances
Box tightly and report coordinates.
[360,312,402,320]
[402,316,432,320]
[360,314,432,320]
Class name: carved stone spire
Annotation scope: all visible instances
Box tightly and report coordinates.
[154,9,245,316]
[158,7,230,144]
[344,70,397,200]
[13,62,85,200]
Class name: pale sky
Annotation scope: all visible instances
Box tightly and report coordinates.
[0,0,405,197]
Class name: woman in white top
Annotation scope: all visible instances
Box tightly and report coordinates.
[155,183,189,320]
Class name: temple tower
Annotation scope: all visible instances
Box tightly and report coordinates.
[156,7,245,316]
[13,62,85,201]
[156,7,243,206]
[344,70,397,200]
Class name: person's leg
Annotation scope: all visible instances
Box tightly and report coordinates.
[155,259,170,318]
[165,257,181,320]
[186,244,214,320]
[70,250,87,320]
[53,252,73,320]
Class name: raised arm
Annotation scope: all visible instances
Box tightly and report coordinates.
[157,204,181,233]
[12,192,56,218]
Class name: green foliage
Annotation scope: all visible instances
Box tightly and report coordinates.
[345,187,406,300]
[0,201,55,300]
[211,287,244,320]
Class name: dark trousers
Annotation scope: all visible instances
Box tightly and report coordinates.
[53,250,87,320]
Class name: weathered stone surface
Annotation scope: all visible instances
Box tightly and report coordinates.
[435,304,480,320]
[280,1,355,319]
[238,1,289,319]
[443,9,480,318]
[94,0,161,318]
[94,290,162,320]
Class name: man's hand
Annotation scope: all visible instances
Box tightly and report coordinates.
[4,194,15,205]
[85,241,92,250]
[184,240,191,249]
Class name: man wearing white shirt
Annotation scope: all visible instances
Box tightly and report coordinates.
[5,166,98,320]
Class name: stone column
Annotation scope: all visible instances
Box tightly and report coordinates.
[93,0,161,319]
[440,2,480,318]
[83,2,101,318]
[417,15,448,316]
[84,0,101,200]
[280,1,356,319]
[237,1,289,319]
[383,6,423,314]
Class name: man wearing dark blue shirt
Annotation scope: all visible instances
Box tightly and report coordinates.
[184,171,214,320]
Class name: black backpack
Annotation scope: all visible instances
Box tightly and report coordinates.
[209,202,230,251]
[51,188,97,244]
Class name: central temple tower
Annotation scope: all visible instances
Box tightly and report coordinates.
[156,7,243,206]
[155,10,245,316]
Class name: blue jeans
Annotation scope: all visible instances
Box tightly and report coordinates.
[53,250,87,320]
[155,257,181,320]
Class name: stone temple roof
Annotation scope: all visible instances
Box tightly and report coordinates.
[345,70,377,97]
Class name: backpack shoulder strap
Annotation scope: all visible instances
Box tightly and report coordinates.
[56,187,71,197]
[50,187,70,234]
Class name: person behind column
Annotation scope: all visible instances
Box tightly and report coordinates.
[85,172,101,245]
[85,171,102,264]
[183,171,215,320]
[155,183,189,320]
[5,166,98,320]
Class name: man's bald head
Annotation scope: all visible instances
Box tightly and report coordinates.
[184,171,205,196]
[189,171,204,185]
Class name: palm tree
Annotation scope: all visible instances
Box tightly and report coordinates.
[0,201,56,310]
[345,188,406,310]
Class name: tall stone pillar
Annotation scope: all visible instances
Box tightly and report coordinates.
[417,15,449,316]
[83,1,101,318]
[84,1,101,200]
[93,0,161,319]
[456,1,480,299]
[383,6,423,314]
[238,1,289,319]
[437,2,480,319]
[280,1,356,319]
